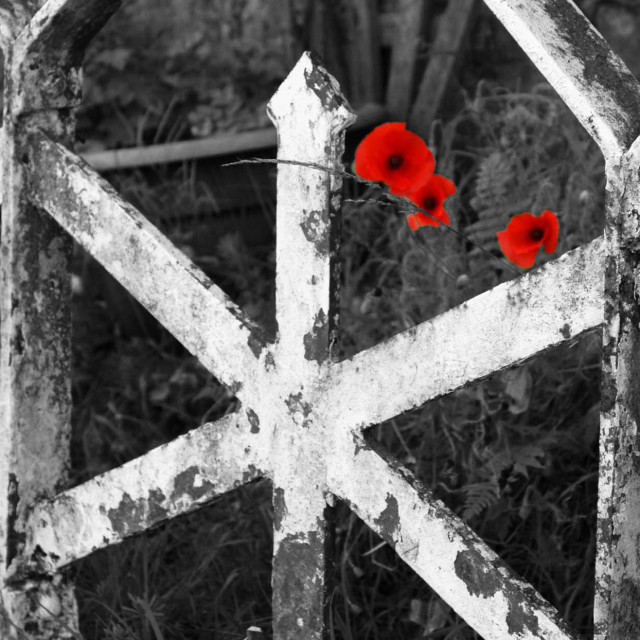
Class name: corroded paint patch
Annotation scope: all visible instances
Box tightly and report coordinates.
[106,489,168,536]
[246,408,260,433]
[272,532,325,638]
[273,487,287,531]
[303,309,327,363]
[241,464,261,485]
[171,466,215,502]
[247,332,265,359]
[285,392,313,426]
[300,209,330,259]
[506,595,540,635]
[373,493,399,544]
[6,474,23,564]
[303,53,347,111]
[542,0,640,144]
[610,577,640,637]
[453,549,501,599]
[265,351,276,371]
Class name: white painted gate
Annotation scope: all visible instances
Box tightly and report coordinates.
[0,1,639,638]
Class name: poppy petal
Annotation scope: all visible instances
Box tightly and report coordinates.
[354,122,435,192]
[416,208,450,227]
[497,210,560,269]
[499,242,540,269]
[407,214,420,231]
[438,176,457,198]
[540,210,559,254]
[415,211,440,227]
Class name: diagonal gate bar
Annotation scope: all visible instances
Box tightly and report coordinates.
[328,236,604,432]
[25,132,266,403]
[482,0,640,161]
[328,439,581,640]
[23,412,268,571]
[0,0,121,637]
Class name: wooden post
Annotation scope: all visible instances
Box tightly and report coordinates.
[386,0,431,121]
[409,0,477,139]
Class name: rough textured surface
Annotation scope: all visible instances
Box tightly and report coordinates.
[23,413,268,570]
[26,131,266,407]
[7,15,640,637]
[327,438,581,640]
[327,236,604,432]
[594,138,640,640]
[267,53,354,640]
[483,0,640,162]
[0,1,121,637]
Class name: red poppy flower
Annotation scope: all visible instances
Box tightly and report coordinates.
[354,122,435,193]
[401,174,456,228]
[496,210,559,269]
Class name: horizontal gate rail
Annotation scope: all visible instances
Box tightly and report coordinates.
[2,0,640,638]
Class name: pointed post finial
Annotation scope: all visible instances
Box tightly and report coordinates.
[268,52,356,368]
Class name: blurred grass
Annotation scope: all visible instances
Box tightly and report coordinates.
[72,83,604,639]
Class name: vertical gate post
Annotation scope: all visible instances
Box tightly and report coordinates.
[595,139,640,640]
[267,52,355,639]
[0,1,121,637]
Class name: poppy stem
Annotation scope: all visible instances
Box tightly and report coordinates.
[223,157,522,277]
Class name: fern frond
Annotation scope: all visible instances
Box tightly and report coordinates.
[461,481,500,522]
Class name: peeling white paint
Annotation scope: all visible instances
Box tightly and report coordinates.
[327,438,580,639]
[3,2,640,635]
[26,132,267,408]
[328,237,605,433]
[25,413,268,570]
[483,0,640,162]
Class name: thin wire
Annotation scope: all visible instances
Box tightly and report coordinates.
[222,157,522,277]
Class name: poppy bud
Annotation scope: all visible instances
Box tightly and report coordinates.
[456,274,470,288]
[578,190,591,204]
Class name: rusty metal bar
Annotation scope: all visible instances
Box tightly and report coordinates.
[482,0,640,162]
[327,439,581,640]
[594,142,640,639]
[23,412,268,571]
[26,131,267,404]
[0,0,121,636]
[267,52,354,640]
[328,236,604,433]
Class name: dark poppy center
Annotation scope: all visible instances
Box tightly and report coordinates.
[530,227,544,242]
[422,196,438,211]
[387,154,404,169]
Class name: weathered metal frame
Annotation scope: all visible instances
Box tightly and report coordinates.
[1,0,640,638]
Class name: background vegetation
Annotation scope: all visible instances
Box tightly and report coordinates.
[67,0,619,638]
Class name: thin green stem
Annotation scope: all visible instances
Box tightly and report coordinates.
[222,157,522,277]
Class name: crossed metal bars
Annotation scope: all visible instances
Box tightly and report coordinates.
[1,0,640,638]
